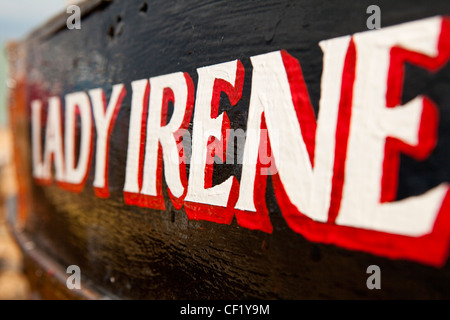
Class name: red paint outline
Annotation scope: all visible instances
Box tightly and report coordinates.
[184,61,244,224]
[124,73,194,211]
[234,49,327,234]
[381,18,450,203]
[234,115,274,233]
[33,97,66,186]
[136,87,174,211]
[269,50,324,235]
[234,20,450,267]
[167,73,195,210]
[327,39,356,224]
[276,19,450,267]
[93,85,127,198]
[58,96,93,193]
[124,81,150,207]
[33,18,450,267]
[124,80,166,209]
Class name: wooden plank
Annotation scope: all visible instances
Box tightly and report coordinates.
[7,0,450,299]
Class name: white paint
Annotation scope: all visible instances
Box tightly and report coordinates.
[336,16,449,236]
[312,36,352,220]
[89,83,125,191]
[141,72,190,199]
[185,60,239,207]
[64,91,92,185]
[123,79,148,194]
[235,41,350,223]
[29,15,450,251]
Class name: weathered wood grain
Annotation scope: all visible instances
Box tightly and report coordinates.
[9,0,450,299]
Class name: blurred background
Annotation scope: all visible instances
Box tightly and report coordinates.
[0,0,76,300]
